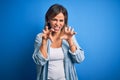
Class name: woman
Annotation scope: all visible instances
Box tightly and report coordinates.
[32,4,85,80]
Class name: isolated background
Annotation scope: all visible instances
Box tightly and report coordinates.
[0,0,120,80]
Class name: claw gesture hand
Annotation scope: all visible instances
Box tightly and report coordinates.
[41,26,54,41]
[60,27,76,41]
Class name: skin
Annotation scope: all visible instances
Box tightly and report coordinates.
[40,12,77,58]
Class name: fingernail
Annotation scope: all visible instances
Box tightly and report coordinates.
[51,28,54,31]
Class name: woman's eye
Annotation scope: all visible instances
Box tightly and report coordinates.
[51,19,56,21]
[60,20,64,22]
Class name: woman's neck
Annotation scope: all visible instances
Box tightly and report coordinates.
[52,31,60,37]
[50,31,62,48]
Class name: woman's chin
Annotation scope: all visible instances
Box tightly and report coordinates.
[53,30,61,33]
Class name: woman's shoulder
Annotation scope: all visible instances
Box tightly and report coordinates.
[36,32,43,37]
[35,33,43,40]
[37,32,43,36]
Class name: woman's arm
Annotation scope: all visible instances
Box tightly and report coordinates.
[40,39,48,58]
[32,33,49,66]
[67,38,77,53]
[68,36,85,63]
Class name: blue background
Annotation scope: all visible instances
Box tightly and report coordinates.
[0,0,120,80]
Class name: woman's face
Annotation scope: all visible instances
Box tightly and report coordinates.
[49,12,65,33]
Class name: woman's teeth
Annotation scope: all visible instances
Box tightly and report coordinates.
[55,27,59,29]
[54,27,60,30]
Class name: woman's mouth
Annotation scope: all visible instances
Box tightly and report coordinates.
[53,27,61,31]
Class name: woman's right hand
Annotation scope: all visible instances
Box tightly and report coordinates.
[40,26,53,58]
[41,26,54,40]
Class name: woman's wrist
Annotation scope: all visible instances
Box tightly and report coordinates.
[41,38,47,46]
[67,38,77,52]
[67,38,74,46]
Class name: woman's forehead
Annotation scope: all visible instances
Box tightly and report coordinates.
[52,12,64,19]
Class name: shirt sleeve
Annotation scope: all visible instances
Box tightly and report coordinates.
[68,36,85,63]
[32,33,49,66]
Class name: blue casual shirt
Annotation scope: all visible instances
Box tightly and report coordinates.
[32,33,85,80]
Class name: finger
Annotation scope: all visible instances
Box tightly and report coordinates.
[71,28,74,32]
[70,28,74,34]
[45,26,48,31]
[47,28,54,36]
[48,30,54,42]
[73,32,77,34]
[50,28,54,32]
[49,32,52,39]
[65,27,68,32]
[71,28,76,35]
[68,27,71,31]
[48,28,53,36]
[43,29,47,34]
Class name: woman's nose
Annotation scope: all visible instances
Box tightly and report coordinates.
[55,21,60,26]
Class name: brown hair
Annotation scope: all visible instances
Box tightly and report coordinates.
[45,4,68,30]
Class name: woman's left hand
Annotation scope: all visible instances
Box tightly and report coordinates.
[60,27,76,40]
